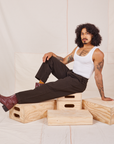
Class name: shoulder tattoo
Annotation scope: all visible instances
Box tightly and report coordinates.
[96,59,104,71]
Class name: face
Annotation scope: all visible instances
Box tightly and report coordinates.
[81,28,93,45]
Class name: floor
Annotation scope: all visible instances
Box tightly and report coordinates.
[0,102,114,144]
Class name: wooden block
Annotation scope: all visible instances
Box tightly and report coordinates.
[9,100,55,123]
[82,97,114,125]
[47,109,93,125]
[57,100,82,110]
[57,93,82,101]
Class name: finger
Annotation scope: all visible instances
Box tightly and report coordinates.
[108,98,112,101]
[103,98,112,101]
[43,54,47,62]
[109,98,113,101]
[110,98,113,101]
[106,97,112,101]
[43,56,45,63]
[47,55,50,60]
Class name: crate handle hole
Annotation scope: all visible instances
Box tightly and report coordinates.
[65,104,74,108]
[14,113,20,118]
[65,95,74,98]
[14,107,20,111]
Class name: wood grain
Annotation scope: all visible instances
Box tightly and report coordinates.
[9,100,55,123]
[57,93,82,101]
[47,109,93,125]
[57,100,82,110]
[82,98,114,125]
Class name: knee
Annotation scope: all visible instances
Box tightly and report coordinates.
[49,56,56,61]
[46,56,56,63]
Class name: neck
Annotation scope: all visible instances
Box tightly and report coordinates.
[83,43,94,49]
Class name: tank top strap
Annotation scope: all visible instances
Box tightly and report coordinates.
[75,46,99,56]
[75,47,79,52]
[89,46,99,56]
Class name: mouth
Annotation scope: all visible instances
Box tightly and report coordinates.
[83,39,87,41]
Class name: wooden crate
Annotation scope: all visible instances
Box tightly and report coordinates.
[82,97,114,125]
[9,100,55,123]
[57,100,82,110]
[47,109,93,125]
[57,93,82,101]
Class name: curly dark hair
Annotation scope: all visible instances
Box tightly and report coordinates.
[75,23,102,48]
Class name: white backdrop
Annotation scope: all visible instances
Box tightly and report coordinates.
[0,0,114,99]
[1,1,114,144]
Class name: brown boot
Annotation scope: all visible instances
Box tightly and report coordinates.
[0,94,18,112]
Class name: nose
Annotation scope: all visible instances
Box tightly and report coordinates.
[84,34,87,37]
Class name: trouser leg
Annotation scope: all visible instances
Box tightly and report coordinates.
[16,71,88,104]
[35,56,69,82]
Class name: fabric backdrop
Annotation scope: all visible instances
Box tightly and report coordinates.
[0,0,114,100]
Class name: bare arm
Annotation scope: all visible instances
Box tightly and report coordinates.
[94,49,113,101]
[43,47,77,64]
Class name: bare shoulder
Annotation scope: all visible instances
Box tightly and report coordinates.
[93,48,104,61]
[72,46,78,55]
[93,48,104,73]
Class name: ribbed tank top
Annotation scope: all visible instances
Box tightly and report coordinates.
[73,46,99,79]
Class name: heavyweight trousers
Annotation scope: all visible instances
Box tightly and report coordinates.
[16,56,88,104]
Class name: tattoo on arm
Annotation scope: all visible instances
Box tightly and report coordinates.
[55,56,64,62]
[67,55,74,63]
[55,54,74,64]
[95,71,106,98]
[97,80,105,97]
[95,59,105,98]
[97,59,104,71]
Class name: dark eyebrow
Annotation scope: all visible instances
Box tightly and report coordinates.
[86,31,89,33]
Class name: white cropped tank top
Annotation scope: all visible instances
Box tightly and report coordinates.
[73,46,99,79]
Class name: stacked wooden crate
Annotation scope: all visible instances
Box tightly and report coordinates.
[9,100,55,123]
[47,93,93,125]
[82,97,114,125]
[9,94,114,125]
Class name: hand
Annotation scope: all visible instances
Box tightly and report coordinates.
[43,52,53,63]
[102,97,114,101]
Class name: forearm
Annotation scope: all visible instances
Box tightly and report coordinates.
[52,53,65,64]
[95,74,106,99]
[52,52,74,65]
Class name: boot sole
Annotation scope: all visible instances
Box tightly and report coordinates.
[0,102,8,112]
[2,105,8,112]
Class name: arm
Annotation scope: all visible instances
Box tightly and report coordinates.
[54,47,77,64]
[93,49,113,101]
[43,47,77,65]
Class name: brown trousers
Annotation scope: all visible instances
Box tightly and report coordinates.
[16,56,88,104]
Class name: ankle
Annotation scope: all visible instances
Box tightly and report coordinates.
[39,80,44,84]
